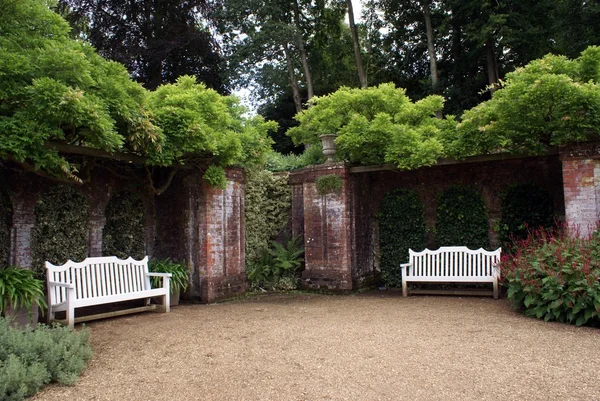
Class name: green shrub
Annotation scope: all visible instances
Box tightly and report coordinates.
[436,186,489,249]
[247,237,304,291]
[244,169,291,266]
[0,318,92,400]
[501,227,600,326]
[103,192,146,260]
[0,191,11,268]
[315,174,342,195]
[31,186,89,277]
[378,189,427,288]
[148,259,189,293]
[265,145,325,172]
[0,267,47,317]
[203,165,227,189]
[499,184,555,244]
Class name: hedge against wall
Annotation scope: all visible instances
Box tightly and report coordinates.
[378,189,427,288]
[31,186,89,275]
[102,191,146,260]
[436,186,489,249]
[244,169,291,266]
[499,183,554,243]
[0,190,11,267]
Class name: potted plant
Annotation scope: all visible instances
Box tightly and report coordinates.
[148,258,189,306]
[0,266,47,329]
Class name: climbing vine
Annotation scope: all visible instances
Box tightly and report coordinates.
[378,189,427,288]
[0,190,11,267]
[103,191,146,260]
[499,184,554,244]
[31,186,89,276]
[436,186,489,249]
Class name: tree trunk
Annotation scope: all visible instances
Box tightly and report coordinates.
[486,39,499,95]
[346,0,367,88]
[422,0,442,118]
[284,45,303,113]
[293,0,314,101]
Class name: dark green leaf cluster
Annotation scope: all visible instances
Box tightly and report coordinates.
[148,259,189,294]
[102,192,146,260]
[0,318,92,400]
[244,169,292,266]
[502,228,600,326]
[315,175,342,196]
[0,267,47,317]
[436,186,489,250]
[246,236,304,291]
[265,146,325,172]
[0,191,11,267]
[377,189,427,288]
[31,186,89,277]
[202,166,228,190]
[499,184,555,244]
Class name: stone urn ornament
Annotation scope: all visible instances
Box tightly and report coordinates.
[320,134,337,163]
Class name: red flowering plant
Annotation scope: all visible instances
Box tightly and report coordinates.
[499,224,600,326]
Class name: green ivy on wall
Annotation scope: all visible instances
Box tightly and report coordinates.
[31,186,89,276]
[103,191,146,260]
[378,189,427,288]
[245,169,292,266]
[436,186,489,249]
[315,174,343,195]
[0,190,11,267]
[499,183,554,244]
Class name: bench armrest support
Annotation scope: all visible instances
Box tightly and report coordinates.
[400,263,411,268]
[48,281,75,289]
[145,273,173,278]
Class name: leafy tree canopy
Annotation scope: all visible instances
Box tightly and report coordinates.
[287,83,456,169]
[446,46,600,157]
[0,0,276,185]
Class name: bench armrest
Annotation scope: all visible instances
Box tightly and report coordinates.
[48,281,75,289]
[146,272,173,278]
[400,263,411,268]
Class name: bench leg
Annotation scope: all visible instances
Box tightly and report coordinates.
[402,281,408,297]
[66,304,75,329]
[493,280,499,299]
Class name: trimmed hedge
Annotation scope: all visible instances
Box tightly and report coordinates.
[0,190,11,267]
[103,191,146,260]
[31,186,89,276]
[378,189,427,288]
[499,183,554,244]
[436,186,489,249]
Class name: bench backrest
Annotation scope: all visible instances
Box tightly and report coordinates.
[407,247,501,279]
[46,256,150,305]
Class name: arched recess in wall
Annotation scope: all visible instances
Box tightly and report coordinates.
[499,183,554,244]
[436,186,490,249]
[102,191,146,260]
[0,189,12,267]
[31,186,89,276]
[378,189,427,288]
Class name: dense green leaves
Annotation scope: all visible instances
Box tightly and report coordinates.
[0,267,47,317]
[102,192,146,260]
[377,189,427,288]
[436,186,489,249]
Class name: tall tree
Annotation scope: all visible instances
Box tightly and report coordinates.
[346,0,367,88]
[58,0,224,91]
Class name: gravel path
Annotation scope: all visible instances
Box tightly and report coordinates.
[34,292,600,401]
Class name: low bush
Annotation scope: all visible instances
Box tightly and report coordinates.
[500,227,600,326]
[247,236,304,291]
[0,318,92,400]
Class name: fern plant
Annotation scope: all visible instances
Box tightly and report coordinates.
[269,236,304,277]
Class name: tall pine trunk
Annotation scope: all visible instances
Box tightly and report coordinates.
[486,39,499,95]
[346,0,367,88]
[284,44,303,113]
[422,0,441,118]
[293,0,314,101]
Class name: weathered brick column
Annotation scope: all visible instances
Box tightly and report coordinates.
[290,164,353,290]
[196,169,246,301]
[560,142,600,237]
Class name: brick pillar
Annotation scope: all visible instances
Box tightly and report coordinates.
[197,169,247,302]
[290,164,353,291]
[560,142,600,237]
[10,200,36,268]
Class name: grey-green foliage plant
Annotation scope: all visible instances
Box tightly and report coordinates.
[377,189,427,288]
[0,191,11,267]
[148,259,189,294]
[247,237,304,291]
[0,317,92,401]
[436,186,489,249]
[244,169,291,266]
[0,267,47,318]
[31,186,89,277]
[315,175,342,195]
[102,191,146,260]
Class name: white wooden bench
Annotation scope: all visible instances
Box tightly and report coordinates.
[400,247,501,299]
[46,256,171,328]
